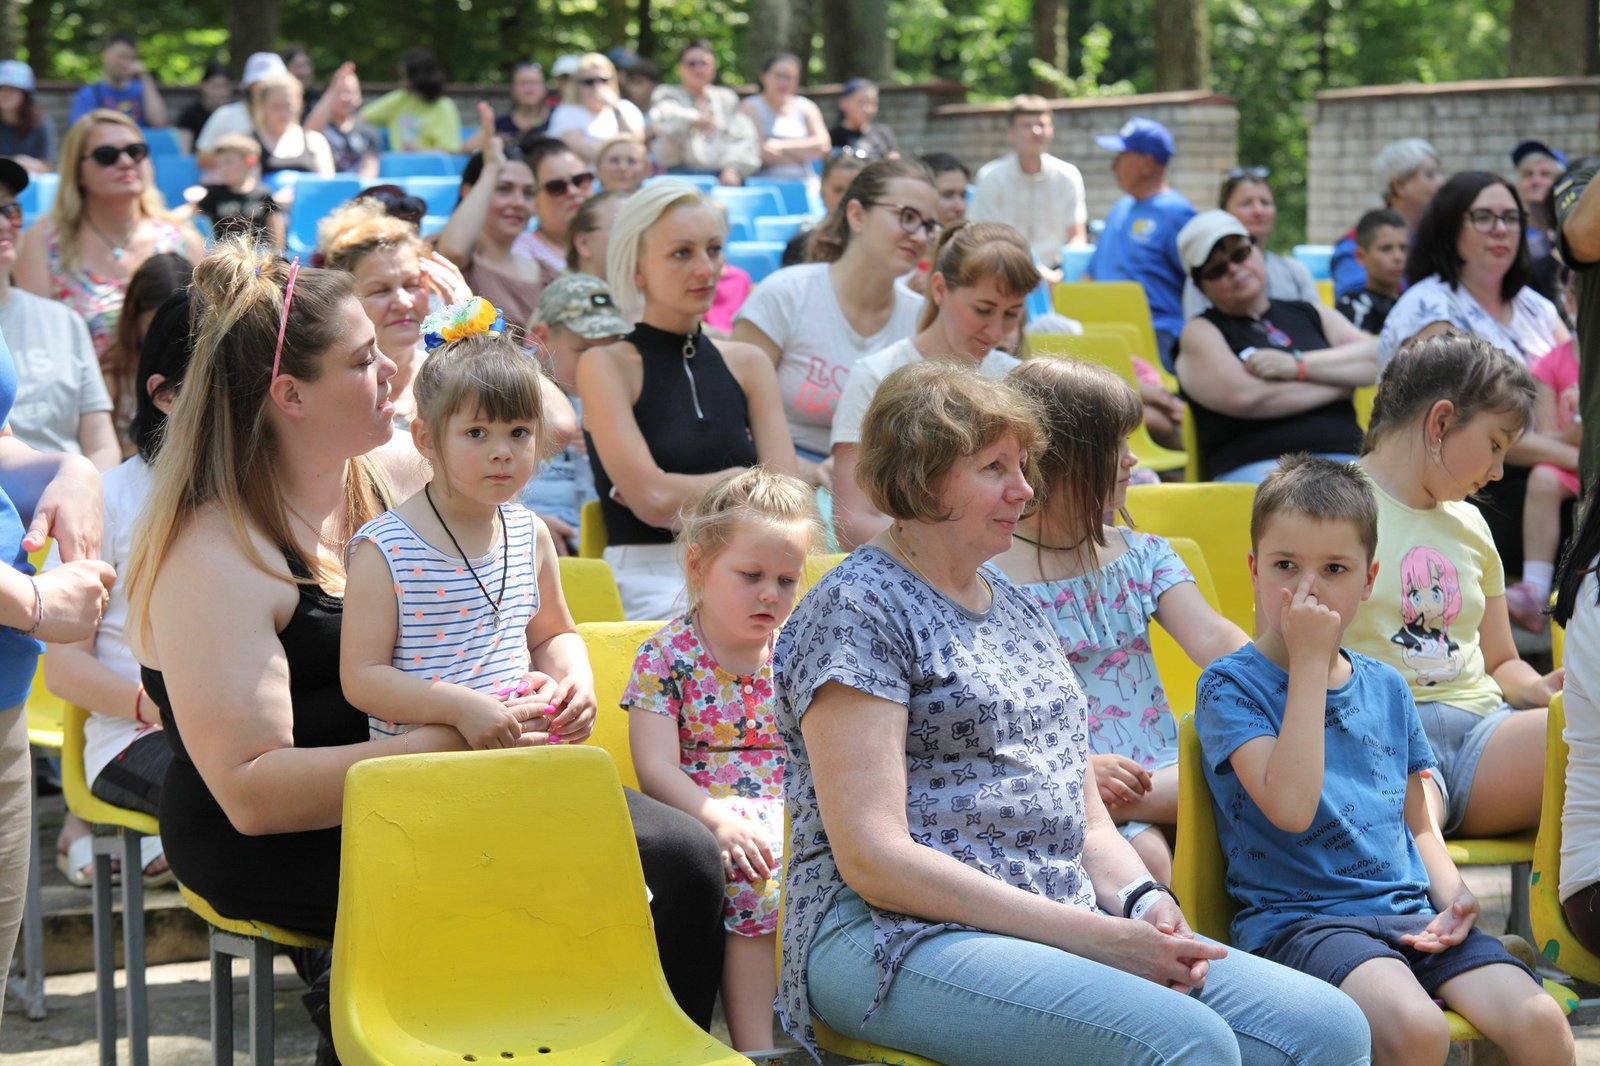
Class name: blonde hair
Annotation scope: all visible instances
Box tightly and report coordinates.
[53,110,171,274]
[317,198,427,274]
[564,53,617,104]
[124,239,388,644]
[679,466,824,611]
[412,330,546,482]
[249,73,303,128]
[606,180,723,321]
[918,221,1041,331]
[857,361,1042,524]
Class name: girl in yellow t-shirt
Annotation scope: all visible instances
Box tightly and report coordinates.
[1349,331,1562,839]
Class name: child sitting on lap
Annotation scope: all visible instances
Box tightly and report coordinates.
[1196,455,1571,1066]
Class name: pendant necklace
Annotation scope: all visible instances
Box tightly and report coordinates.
[425,485,508,624]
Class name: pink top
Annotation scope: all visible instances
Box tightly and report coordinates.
[1533,339,1579,429]
[706,264,753,333]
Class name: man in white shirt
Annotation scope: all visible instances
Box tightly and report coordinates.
[968,95,1087,276]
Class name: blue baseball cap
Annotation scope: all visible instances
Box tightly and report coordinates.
[1096,117,1175,165]
[1512,139,1568,170]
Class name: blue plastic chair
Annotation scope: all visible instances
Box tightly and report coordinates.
[401,176,462,218]
[710,185,785,227]
[725,218,753,243]
[724,240,785,283]
[286,175,365,256]
[144,127,183,157]
[644,173,718,193]
[1292,244,1334,281]
[153,155,199,212]
[745,177,810,216]
[378,151,455,178]
[18,173,57,219]
[754,214,809,244]
[1059,245,1095,282]
[1024,279,1054,321]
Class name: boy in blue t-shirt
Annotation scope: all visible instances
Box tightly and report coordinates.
[1196,455,1570,1066]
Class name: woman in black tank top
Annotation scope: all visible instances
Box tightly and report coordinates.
[578,181,799,619]
[1173,210,1379,482]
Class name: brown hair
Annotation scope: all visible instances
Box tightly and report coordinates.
[412,329,546,451]
[105,252,193,437]
[1006,359,1140,560]
[806,157,934,264]
[918,221,1041,331]
[857,361,1042,524]
[678,466,824,611]
[1251,454,1379,561]
[1361,330,1535,456]
[565,189,628,272]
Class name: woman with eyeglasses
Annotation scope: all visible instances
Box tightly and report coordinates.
[649,40,760,187]
[738,53,829,192]
[1173,209,1376,484]
[732,158,935,487]
[547,53,644,166]
[14,110,206,358]
[1181,167,1319,319]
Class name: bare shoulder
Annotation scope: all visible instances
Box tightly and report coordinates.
[576,338,643,391]
[718,339,773,376]
[154,507,298,620]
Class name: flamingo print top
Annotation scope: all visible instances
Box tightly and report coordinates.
[1024,528,1192,772]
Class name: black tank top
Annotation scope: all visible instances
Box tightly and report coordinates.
[149,552,366,938]
[255,128,319,176]
[586,322,759,546]
[1188,299,1363,478]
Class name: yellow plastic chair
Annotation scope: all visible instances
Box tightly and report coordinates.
[1532,691,1600,982]
[1316,279,1335,306]
[1172,714,1575,1044]
[331,746,750,1065]
[557,555,625,623]
[13,651,64,1021]
[1148,537,1220,718]
[1028,333,1188,474]
[1124,482,1257,635]
[179,885,332,1066]
[578,619,664,790]
[63,703,160,1065]
[1053,280,1159,364]
[801,551,847,594]
[1442,824,1536,946]
[1552,615,1565,672]
[1353,384,1378,433]
[578,498,607,559]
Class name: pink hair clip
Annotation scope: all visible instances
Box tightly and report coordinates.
[270,256,302,381]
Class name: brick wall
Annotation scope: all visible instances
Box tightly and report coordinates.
[1307,77,1600,244]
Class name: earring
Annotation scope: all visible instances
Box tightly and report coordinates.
[1428,437,1442,461]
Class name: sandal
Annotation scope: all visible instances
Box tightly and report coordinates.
[141,836,175,889]
[54,833,95,888]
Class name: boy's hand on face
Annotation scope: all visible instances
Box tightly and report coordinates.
[1281,571,1342,668]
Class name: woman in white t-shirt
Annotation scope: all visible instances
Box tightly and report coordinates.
[547,53,645,165]
[1552,484,1600,956]
[829,222,1040,549]
[732,158,936,485]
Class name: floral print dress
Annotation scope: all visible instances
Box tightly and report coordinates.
[623,613,784,936]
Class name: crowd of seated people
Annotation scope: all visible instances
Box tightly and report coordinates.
[2,31,1599,1066]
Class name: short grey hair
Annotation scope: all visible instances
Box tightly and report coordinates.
[1373,138,1440,203]
[605,180,722,321]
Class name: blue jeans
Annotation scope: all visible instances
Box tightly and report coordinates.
[1215,453,1360,485]
[806,889,1371,1065]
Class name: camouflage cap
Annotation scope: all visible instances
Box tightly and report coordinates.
[534,273,631,339]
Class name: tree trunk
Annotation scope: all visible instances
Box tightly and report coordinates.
[1151,0,1209,91]
[1031,0,1066,97]
[0,0,17,61]
[21,0,45,76]
[819,0,889,82]
[1508,0,1597,76]
[744,0,793,83]
[229,0,282,81]
[637,0,657,63]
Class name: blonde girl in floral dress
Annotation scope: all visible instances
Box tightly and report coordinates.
[625,466,823,1052]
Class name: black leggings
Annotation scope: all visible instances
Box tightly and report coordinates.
[1562,881,1600,959]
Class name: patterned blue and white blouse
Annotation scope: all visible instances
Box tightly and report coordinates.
[773,546,1097,1057]
[1377,274,1562,367]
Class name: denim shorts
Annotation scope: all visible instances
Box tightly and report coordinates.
[1414,700,1514,835]
[1260,914,1535,996]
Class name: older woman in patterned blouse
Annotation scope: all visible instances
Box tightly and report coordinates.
[773,361,1373,1065]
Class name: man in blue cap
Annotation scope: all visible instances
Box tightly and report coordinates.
[1514,139,1567,260]
[1084,116,1196,370]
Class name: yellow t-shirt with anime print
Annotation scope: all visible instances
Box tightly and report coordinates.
[1345,475,1507,716]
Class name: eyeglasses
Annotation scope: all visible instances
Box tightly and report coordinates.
[0,202,22,225]
[1225,166,1270,180]
[1198,241,1254,283]
[358,184,426,226]
[540,171,596,197]
[88,142,149,167]
[1466,208,1524,233]
[681,57,713,68]
[580,76,611,87]
[828,145,870,161]
[866,201,940,239]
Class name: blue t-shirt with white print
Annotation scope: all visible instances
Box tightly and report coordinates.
[1196,642,1435,953]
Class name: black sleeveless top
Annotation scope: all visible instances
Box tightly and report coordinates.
[150,552,365,939]
[586,322,759,546]
[1188,299,1363,479]
[254,128,320,177]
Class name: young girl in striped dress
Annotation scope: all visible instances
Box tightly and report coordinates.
[341,297,596,748]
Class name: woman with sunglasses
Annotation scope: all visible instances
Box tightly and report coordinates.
[1181,167,1319,318]
[14,110,205,359]
[650,40,759,187]
[738,53,829,192]
[1173,209,1376,484]
[547,53,643,166]
[732,158,935,486]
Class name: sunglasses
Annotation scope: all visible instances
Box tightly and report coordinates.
[1466,208,1524,233]
[580,76,611,87]
[1225,165,1270,180]
[1199,240,1254,283]
[0,202,21,225]
[358,184,426,226]
[88,142,149,167]
[541,171,596,197]
[867,201,941,239]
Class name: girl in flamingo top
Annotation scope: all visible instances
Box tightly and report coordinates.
[624,466,823,1051]
[993,359,1249,880]
[341,297,595,748]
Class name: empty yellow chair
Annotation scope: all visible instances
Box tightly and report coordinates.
[1029,333,1188,474]
[579,619,664,790]
[1531,692,1600,982]
[1173,714,1574,1044]
[1124,482,1257,635]
[331,746,750,1066]
[578,498,607,559]
[557,555,625,623]
[1053,280,1160,367]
